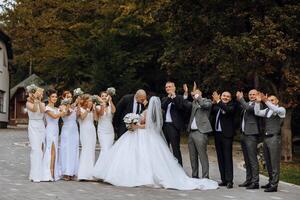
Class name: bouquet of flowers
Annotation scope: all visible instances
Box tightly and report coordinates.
[61,98,72,106]
[123,113,140,131]
[91,95,101,105]
[106,87,116,96]
[26,84,38,94]
[73,88,84,97]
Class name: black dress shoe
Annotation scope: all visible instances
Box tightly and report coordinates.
[261,183,271,189]
[218,182,227,186]
[264,186,277,192]
[227,182,233,189]
[246,183,259,189]
[239,181,251,187]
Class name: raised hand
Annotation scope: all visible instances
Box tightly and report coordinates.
[143,99,148,107]
[193,81,197,92]
[256,92,262,102]
[236,91,243,100]
[261,93,268,102]
[212,91,220,103]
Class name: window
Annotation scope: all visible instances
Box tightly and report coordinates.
[0,90,5,113]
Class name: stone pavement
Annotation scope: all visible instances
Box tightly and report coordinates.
[0,128,299,200]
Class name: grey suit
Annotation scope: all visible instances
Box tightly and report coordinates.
[254,101,286,188]
[238,97,261,185]
[186,96,212,178]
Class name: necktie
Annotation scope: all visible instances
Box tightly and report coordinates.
[216,109,221,130]
[136,103,141,114]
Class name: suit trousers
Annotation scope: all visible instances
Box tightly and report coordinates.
[263,135,281,187]
[214,132,233,183]
[163,123,183,166]
[240,133,259,184]
[188,130,209,178]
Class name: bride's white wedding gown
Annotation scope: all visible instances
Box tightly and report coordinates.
[93,97,218,190]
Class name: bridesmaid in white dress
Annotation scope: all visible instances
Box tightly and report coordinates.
[94,91,116,169]
[77,94,97,181]
[26,87,46,182]
[59,91,80,181]
[43,89,66,181]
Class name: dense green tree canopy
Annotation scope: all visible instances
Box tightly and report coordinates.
[0,0,299,105]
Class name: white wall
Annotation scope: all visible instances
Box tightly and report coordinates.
[0,40,9,123]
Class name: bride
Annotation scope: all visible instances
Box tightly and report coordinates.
[93,96,218,190]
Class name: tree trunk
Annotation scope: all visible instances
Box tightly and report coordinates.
[281,108,293,162]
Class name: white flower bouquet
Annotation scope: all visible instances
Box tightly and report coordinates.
[123,113,140,131]
[73,88,84,97]
[106,87,116,96]
[26,84,39,94]
[91,95,101,105]
[61,98,72,106]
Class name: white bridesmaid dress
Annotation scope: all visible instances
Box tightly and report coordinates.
[42,106,61,181]
[77,108,96,180]
[94,105,115,169]
[27,107,46,182]
[59,108,79,177]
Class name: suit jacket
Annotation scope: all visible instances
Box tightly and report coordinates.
[211,100,237,138]
[185,97,213,133]
[113,94,145,137]
[238,97,261,135]
[161,95,185,131]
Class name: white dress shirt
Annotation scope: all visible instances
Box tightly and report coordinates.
[165,103,173,122]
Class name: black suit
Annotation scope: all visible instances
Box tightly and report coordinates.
[161,95,185,165]
[113,94,145,139]
[211,100,236,184]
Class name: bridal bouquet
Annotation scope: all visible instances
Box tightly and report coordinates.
[73,88,84,97]
[61,98,72,106]
[91,95,101,105]
[26,84,38,94]
[123,113,140,131]
[106,87,116,96]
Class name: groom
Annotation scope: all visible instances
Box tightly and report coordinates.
[113,89,147,139]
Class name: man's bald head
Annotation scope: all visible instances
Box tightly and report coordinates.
[135,89,147,104]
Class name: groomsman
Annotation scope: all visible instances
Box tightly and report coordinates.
[113,89,147,139]
[212,91,236,189]
[183,83,212,178]
[254,93,286,192]
[162,81,185,166]
[236,90,261,189]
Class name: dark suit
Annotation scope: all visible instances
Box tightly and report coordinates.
[238,97,261,185]
[161,95,185,165]
[113,94,145,139]
[211,100,236,184]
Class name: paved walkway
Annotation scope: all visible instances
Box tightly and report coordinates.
[0,128,299,200]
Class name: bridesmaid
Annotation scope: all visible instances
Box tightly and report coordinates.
[94,91,116,167]
[77,94,97,181]
[26,87,46,182]
[43,89,65,181]
[59,91,80,181]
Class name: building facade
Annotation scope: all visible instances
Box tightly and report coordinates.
[0,30,13,128]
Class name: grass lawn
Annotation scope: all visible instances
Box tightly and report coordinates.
[261,160,300,186]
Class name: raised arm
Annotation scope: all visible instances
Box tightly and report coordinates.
[196,97,212,110]
[26,101,39,112]
[265,101,286,118]
[254,102,267,117]
[238,97,255,113]
[216,101,235,114]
